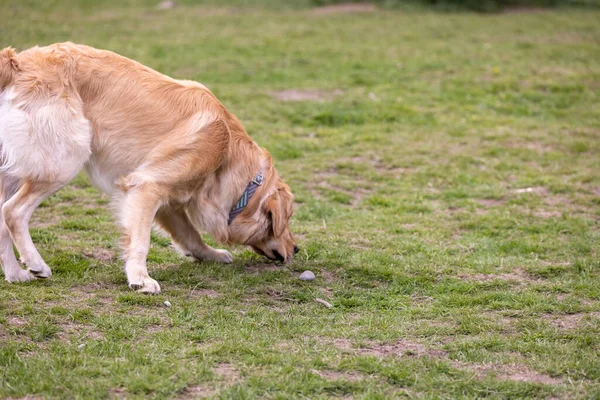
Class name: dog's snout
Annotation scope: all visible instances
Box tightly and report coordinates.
[272,250,285,263]
[293,245,299,255]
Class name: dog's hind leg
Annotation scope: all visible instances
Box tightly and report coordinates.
[0,174,33,282]
[2,180,71,278]
[154,206,233,264]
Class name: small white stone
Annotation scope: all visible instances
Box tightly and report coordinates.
[164,300,172,307]
[299,270,315,281]
[78,343,86,349]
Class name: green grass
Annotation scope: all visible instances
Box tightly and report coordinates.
[1,1,600,398]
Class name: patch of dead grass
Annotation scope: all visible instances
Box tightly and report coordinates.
[6,397,46,400]
[503,7,549,13]
[108,388,127,399]
[312,3,377,15]
[245,264,282,273]
[458,268,540,284]
[331,338,447,358]
[188,288,220,299]
[270,89,342,102]
[83,248,116,262]
[56,319,104,342]
[476,198,506,207]
[543,312,600,330]
[330,337,564,385]
[312,369,365,382]
[533,210,562,219]
[178,385,214,399]
[8,316,27,327]
[457,361,562,385]
[214,363,241,384]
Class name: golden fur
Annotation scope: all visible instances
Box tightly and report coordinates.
[0,42,296,293]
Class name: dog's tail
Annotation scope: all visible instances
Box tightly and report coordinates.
[0,47,19,89]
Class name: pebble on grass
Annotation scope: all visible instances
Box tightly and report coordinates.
[299,270,316,281]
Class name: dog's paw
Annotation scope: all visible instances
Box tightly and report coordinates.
[5,268,35,283]
[24,261,52,278]
[191,248,233,263]
[129,276,161,294]
[209,249,233,264]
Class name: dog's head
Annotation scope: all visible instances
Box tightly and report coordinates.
[228,167,297,263]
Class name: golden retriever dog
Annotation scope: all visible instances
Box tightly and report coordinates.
[0,42,297,293]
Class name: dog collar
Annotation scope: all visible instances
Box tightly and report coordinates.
[228,171,264,225]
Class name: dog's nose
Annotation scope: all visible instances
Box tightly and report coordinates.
[293,245,299,255]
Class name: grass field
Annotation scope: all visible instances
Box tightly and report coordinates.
[1,1,600,398]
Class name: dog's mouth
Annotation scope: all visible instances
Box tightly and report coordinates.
[272,250,285,263]
[251,245,266,257]
[250,246,285,263]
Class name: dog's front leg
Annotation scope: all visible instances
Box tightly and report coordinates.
[118,181,163,294]
[155,206,233,263]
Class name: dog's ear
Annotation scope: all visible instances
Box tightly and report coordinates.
[0,47,19,88]
[267,195,285,238]
[1,47,19,70]
[267,189,292,238]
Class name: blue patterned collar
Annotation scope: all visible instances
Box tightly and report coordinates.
[228,171,264,225]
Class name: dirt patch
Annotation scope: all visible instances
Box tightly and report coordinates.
[312,3,377,15]
[477,199,505,207]
[544,195,571,207]
[270,89,342,102]
[87,330,104,340]
[544,312,600,330]
[461,362,562,385]
[76,282,120,292]
[8,316,27,327]
[83,248,116,262]
[331,338,446,358]
[361,340,447,358]
[502,140,556,155]
[5,397,44,400]
[245,264,283,273]
[319,269,337,283]
[328,337,563,385]
[108,388,127,399]
[458,268,539,284]
[179,385,214,399]
[346,155,410,174]
[410,294,434,305]
[503,7,549,14]
[188,289,220,299]
[533,210,562,219]
[313,369,365,382]
[214,363,241,383]
[331,338,353,350]
[56,319,104,342]
[156,0,175,10]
